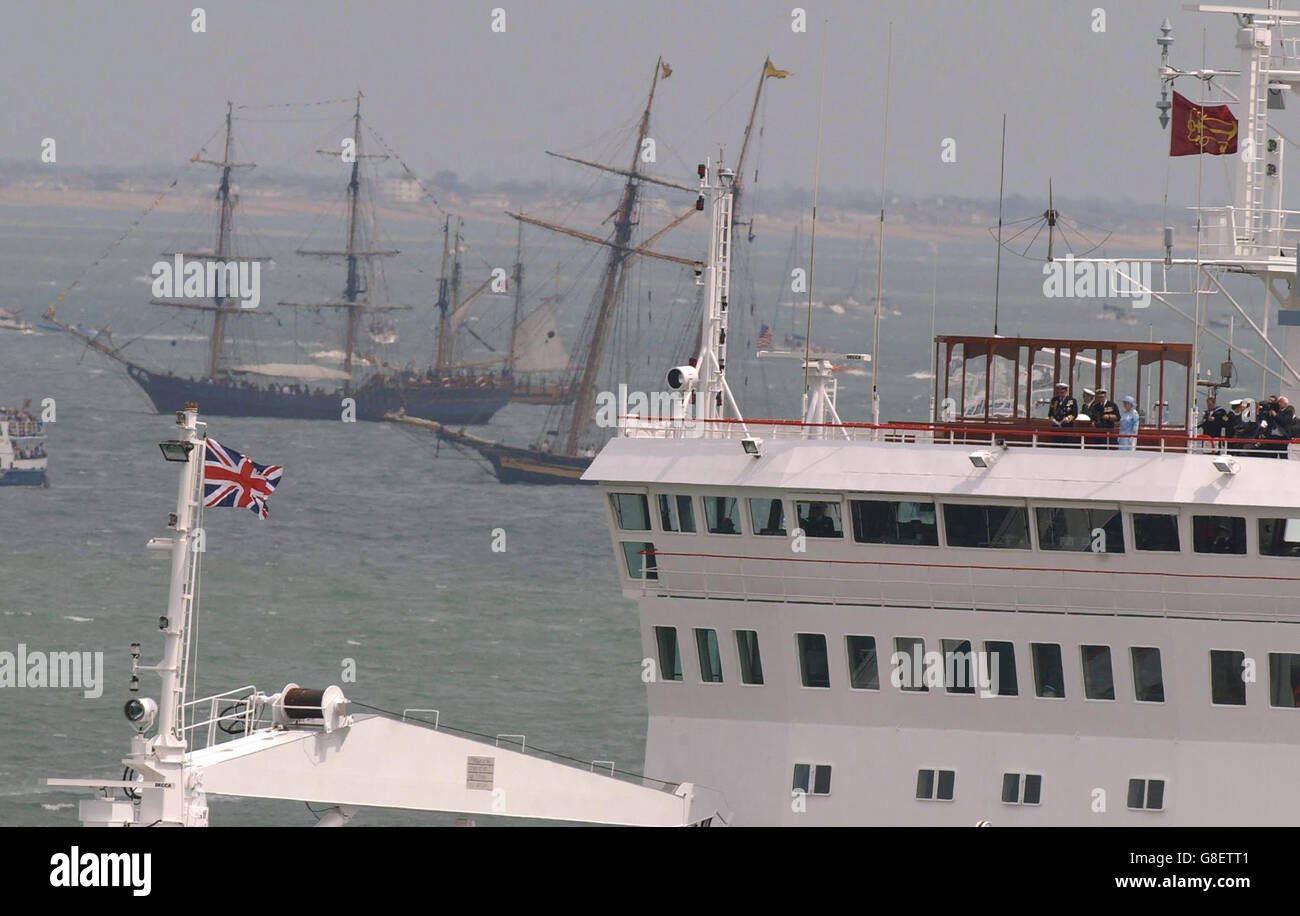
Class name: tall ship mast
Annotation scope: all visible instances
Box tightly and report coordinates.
[582,4,1300,825]
[49,96,511,425]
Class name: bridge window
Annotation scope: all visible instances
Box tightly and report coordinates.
[796,500,843,538]
[1035,507,1124,553]
[1081,645,1116,700]
[942,639,976,695]
[846,635,879,690]
[1133,513,1181,552]
[656,494,696,533]
[1032,643,1066,698]
[1127,778,1165,811]
[735,630,764,685]
[620,542,657,579]
[1259,518,1300,557]
[1002,773,1042,805]
[749,497,786,536]
[894,636,929,692]
[797,633,831,688]
[609,493,650,530]
[1268,652,1300,708]
[943,504,1031,549]
[1130,647,1165,703]
[653,626,681,682]
[1192,515,1246,554]
[695,628,723,683]
[985,640,1019,696]
[916,768,955,801]
[851,499,938,546]
[703,495,741,534]
[1210,649,1247,706]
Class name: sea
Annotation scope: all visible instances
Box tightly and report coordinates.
[0,197,1217,825]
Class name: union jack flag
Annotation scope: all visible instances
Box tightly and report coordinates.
[202,439,283,519]
[756,323,773,349]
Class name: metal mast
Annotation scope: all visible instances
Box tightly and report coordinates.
[508,216,524,376]
[208,103,237,379]
[434,214,451,370]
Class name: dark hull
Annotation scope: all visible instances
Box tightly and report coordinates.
[127,364,509,424]
[0,468,47,487]
[480,444,594,485]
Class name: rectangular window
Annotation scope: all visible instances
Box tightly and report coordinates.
[1081,645,1116,700]
[792,764,832,796]
[749,497,786,536]
[695,628,723,683]
[735,630,764,685]
[943,504,1031,549]
[793,763,811,793]
[1268,652,1300,708]
[846,635,880,690]
[1192,515,1247,554]
[985,640,1018,696]
[797,633,830,688]
[1210,649,1247,706]
[795,500,843,538]
[1131,647,1165,703]
[812,765,832,795]
[656,494,696,533]
[1133,513,1181,552]
[620,541,658,579]
[915,768,954,801]
[1031,643,1065,698]
[1002,773,1043,805]
[609,492,650,530]
[1259,518,1300,557]
[653,626,681,682]
[1035,506,1125,553]
[1128,778,1166,811]
[942,638,976,695]
[703,495,741,534]
[851,499,939,546]
[894,636,929,692]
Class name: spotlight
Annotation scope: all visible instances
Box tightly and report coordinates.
[969,449,1000,469]
[666,365,698,390]
[123,697,158,731]
[158,439,194,462]
[1212,455,1240,475]
[741,437,763,458]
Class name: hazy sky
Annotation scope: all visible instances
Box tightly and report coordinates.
[1,0,1275,206]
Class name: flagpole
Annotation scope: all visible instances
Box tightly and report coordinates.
[871,21,894,427]
[1192,29,1206,430]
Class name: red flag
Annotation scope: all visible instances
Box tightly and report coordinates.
[1170,91,1238,156]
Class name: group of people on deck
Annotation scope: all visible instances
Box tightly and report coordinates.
[1200,394,1295,458]
[1046,382,1139,449]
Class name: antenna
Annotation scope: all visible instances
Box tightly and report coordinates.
[993,113,1006,335]
[802,21,829,414]
[870,21,893,425]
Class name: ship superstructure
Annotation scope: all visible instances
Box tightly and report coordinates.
[586,4,1300,825]
[0,405,47,487]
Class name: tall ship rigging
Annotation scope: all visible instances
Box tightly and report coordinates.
[393,56,786,481]
[50,96,510,424]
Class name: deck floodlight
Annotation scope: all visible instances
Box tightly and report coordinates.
[158,439,194,462]
[741,437,763,458]
[123,697,157,732]
[666,365,697,391]
[969,449,999,469]
[1212,455,1240,475]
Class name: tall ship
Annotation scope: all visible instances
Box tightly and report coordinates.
[393,57,785,482]
[0,403,47,487]
[51,97,510,424]
[579,5,1300,825]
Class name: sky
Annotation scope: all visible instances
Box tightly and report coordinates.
[0,0,1278,207]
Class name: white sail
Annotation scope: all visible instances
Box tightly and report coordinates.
[227,362,351,381]
[512,303,569,373]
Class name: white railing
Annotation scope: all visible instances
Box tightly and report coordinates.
[1193,205,1300,260]
[180,685,262,751]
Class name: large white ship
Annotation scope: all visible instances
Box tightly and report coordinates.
[586,3,1300,825]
